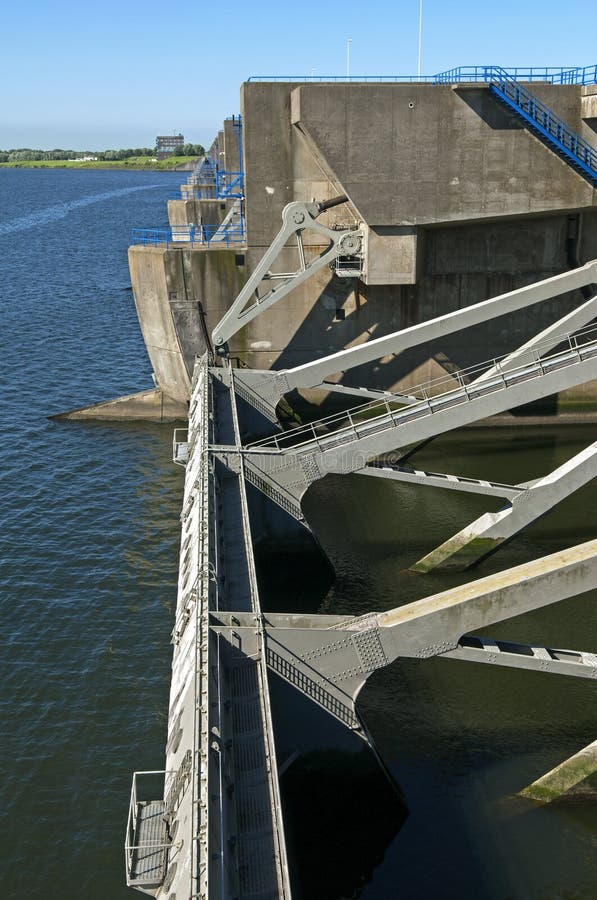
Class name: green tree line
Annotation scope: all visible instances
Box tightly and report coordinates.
[0,143,205,163]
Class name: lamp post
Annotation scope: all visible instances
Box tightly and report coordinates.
[417,0,423,77]
[347,37,352,79]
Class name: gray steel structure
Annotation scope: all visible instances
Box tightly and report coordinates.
[125,244,597,897]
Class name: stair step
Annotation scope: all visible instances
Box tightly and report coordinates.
[489,82,597,187]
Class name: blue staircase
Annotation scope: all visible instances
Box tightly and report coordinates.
[481,67,597,187]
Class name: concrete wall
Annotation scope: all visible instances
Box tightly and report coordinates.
[129,79,597,409]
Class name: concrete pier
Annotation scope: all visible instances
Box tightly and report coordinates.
[129,75,597,415]
[120,67,597,899]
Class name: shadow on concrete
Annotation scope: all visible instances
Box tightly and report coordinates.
[454,87,524,131]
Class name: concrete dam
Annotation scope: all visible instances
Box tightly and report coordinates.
[88,65,597,898]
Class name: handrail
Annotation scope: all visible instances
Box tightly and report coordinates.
[434,65,597,85]
[246,323,597,453]
[248,66,597,86]
[215,170,244,199]
[247,74,438,83]
[486,69,597,181]
[124,770,172,882]
[131,224,245,247]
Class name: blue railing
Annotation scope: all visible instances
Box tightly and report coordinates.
[434,65,597,85]
[248,65,597,86]
[168,170,244,202]
[167,189,216,201]
[247,74,438,82]
[483,69,597,185]
[216,170,244,199]
[131,224,245,247]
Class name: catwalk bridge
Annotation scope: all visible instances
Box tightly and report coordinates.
[125,201,597,899]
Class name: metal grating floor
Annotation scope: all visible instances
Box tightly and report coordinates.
[229,661,280,897]
[129,800,168,886]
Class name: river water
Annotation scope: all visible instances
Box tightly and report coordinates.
[1,168,596,899]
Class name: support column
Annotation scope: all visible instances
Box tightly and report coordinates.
[410,441,597,572]
[520,739,597,803]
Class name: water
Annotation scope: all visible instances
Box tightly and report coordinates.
[1,168,596,899]
[303,431,597,900]
[0,168,185,899]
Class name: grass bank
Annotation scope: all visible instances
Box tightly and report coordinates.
[0,156,199,171]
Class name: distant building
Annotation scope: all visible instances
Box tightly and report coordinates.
[156,133,184,159]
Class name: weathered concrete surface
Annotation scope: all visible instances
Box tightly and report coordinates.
[167,198,229,229]
[520,739,597,803]
[130,80,597,406]
[411,440,597,572]
[287,82,595,228]
[128,245,211,401]
[364,226,419,284]
[52,388,188,422]
[581,85,597,121]
[223,117,241,172]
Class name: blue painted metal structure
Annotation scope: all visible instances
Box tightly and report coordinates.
[131,224,245,247]
[458,67,597,188]
[169,116,244,202]
[248,65,597,85]
[434,65,597,85]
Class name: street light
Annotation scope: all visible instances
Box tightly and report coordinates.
[417,0,423,77]
[347,37,352,79]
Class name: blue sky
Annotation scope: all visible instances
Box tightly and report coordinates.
[1,0,595,150]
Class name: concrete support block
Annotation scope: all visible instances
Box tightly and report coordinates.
[363,226,420,285]
[411,441,597,572]
[128,246,194,402]
[519,739,597,802]
[52,388,188,422]
[223,118,241,172]
[581,86,597,121]
[168,199,228,229]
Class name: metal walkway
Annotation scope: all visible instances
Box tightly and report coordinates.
[125,192,597,896]
[126,354,597,899]
[240,326,597,512]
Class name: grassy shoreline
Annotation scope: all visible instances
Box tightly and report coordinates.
[0,155,198,171]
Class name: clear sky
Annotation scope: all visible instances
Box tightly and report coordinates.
[1,0,595,150]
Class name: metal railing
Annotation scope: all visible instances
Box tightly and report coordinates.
[247,74,438,82]
[168,188,216,201]
[434,65,597,85]
[166,170,244,203]
[248,66,597,86]
[246,324,597,454]
[131,223,245,247]
[173,428,189,467]
[483,68,597,182]
[216,169,244,198]
[125,770,171,887]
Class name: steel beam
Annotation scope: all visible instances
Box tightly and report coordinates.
[213,540,597,733]
[244,342,597,510]
[358,462,523,499]
[212,198,362,349]
[411,440,597,572]
[233,260,597,417]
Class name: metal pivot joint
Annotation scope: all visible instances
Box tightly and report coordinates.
[212,196,363,351]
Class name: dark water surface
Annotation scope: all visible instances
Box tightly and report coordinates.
[0,168,185,899]
[1,168,596,899]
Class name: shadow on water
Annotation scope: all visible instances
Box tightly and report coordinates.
[275,424,597,899]
[281,749,407,900]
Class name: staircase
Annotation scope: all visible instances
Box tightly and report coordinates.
[486,67,597,187]
[211,198,244,244]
